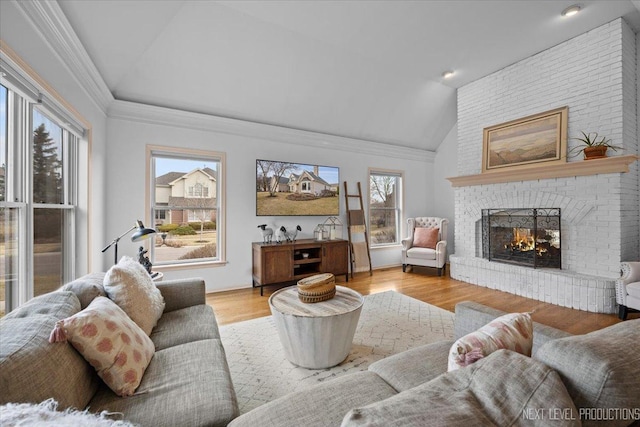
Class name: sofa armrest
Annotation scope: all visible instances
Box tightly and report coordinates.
[401,237,413,251]
[156,278,206,313]
[619,262,640,285]
[435,240,447,267]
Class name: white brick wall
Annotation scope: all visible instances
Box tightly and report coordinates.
[451,19,639,313]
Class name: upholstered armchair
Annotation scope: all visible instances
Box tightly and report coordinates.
[616,261,640,320]
[401,217,448,276]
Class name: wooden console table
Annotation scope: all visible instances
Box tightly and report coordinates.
[252,238,349,295]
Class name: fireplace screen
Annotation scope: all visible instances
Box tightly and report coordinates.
[482,208,561,269]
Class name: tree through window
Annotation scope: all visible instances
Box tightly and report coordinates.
[369,170,403,246]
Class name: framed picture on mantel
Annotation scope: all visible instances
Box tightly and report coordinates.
[482,106,568,173]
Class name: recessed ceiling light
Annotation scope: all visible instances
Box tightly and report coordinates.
[442,71,454,79]
[561,4,581,17]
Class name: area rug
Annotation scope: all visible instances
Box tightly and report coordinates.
[219,290,455,414]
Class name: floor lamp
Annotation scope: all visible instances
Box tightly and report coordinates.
[102,220,157,265]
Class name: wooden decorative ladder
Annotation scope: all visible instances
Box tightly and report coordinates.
[343,181,372,278]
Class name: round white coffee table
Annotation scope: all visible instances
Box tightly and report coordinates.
[269,285,364,369]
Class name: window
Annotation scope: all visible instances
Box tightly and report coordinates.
[369,169,403,246]
[0,82,81,317]
[149,146,225,266]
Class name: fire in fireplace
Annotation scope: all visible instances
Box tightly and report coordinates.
[482,208,561,269]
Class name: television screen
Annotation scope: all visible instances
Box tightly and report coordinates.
[256,159,340,216]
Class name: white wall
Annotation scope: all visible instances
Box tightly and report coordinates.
[431,123,457,258]
[106,102,433,292]
[0,2,108,276]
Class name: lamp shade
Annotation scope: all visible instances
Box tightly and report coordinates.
[131,220,156,242]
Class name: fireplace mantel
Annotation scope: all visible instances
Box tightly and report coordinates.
[447,155,638,187]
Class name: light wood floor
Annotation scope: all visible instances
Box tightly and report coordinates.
[206,266,633,335]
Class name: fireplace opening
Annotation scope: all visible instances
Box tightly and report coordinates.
[482,208,561,269]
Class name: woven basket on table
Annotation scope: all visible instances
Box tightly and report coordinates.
[297,273,336,303]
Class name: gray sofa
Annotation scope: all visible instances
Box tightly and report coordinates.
[0,273,238,427]
[230,301,640,427]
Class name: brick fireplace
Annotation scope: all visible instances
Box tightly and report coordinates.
[447,19,639,314]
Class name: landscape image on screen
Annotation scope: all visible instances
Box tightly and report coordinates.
[256,160,339,216]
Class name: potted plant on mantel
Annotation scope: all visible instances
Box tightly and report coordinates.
[570,131,622,160]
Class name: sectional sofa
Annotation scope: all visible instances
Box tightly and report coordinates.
[0,273,238,427]
[230,301,640,427]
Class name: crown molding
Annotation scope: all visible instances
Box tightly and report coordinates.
[108,100,435,162]
[14,0,113,114]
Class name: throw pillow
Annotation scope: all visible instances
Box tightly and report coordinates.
[413,227,439,249]
[447,311,533,371]
[49,296,155,397]
[103,256,165,336]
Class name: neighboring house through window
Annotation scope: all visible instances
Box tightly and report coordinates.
[149,146,225,266]
[368,169,403,246]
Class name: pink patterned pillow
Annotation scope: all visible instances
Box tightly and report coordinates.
[49,296,155,397]
[448,312,533,371]
[413,227,439,249]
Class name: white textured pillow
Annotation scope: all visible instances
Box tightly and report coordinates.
[103,256,165,336]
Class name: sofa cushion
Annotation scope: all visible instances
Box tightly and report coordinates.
[448,311,532,371]
[60,272,106,309]
[103,256,165,336]
[535,319,640,427]
[405,247,436,260]
[0,292,99,411]
[368,340,453,392]
[88,339,238,427]
[626,281,640,298]
[150,304,220,351]
[342,350,579,427]
[228,371,397,427]
[50,296,155,397]
[3,291,81,320]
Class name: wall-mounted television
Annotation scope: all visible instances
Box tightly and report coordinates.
[256,159,340,216]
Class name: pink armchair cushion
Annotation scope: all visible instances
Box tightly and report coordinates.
[413,227,439,249]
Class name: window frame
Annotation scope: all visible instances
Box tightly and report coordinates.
[1,82,82,313]
[146,145,226,269]
[368,168,404,248]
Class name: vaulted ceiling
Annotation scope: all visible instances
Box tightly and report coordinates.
[56,0,640,151]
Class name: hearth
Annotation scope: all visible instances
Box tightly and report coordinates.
[482,208,561,269]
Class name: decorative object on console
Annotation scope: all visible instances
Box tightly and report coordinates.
[101,220,156,265]
[275,226,287,243]
[447,311,533,371]
[569,131,622,160]
[314,224,327,241]
[482,106,568,173]
[285,225,301,242]
[323,216,343,240]
[257,224,273,243]
[256,159,339,216]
